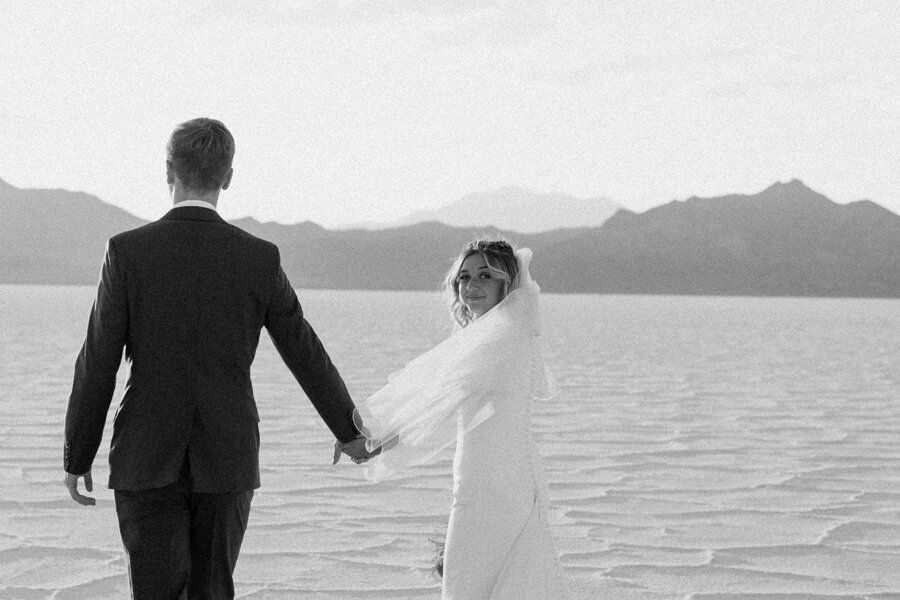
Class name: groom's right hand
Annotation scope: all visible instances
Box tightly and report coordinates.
[332,436,381,465]
[64,470,96,506]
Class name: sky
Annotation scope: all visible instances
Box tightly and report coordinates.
[1,1,898,227]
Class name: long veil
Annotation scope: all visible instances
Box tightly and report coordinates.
[352,248,558,476]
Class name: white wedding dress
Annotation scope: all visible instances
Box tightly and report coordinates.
[354,249,569,599]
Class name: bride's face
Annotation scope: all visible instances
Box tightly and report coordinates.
[458,253,505,318]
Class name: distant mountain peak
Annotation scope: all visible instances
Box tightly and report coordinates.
[762,178,812,194]
[755,179,836,208]
[0,177,16,191]
[394,187,621,233]
[678,179,816,206]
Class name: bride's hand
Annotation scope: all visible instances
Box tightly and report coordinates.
[332,436,381,465]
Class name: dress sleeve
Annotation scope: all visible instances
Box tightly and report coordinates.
[353,328,509,468]
[353,271,542,477]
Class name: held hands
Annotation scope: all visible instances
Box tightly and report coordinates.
[64,470,96,506]
[332,435,382,465]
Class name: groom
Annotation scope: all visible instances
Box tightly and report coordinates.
[64,118,374,599]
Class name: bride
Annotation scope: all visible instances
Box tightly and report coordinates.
[346,239,569,599]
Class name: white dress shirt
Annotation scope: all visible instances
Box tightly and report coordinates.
[173,199,218,212]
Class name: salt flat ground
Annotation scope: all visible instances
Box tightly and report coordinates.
[1,286,898,599]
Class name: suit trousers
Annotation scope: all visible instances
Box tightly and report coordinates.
[114,460,253,600]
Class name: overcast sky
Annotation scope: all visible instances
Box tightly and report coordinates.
[2,1,898,227]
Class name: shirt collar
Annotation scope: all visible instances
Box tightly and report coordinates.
[173,199,218,212]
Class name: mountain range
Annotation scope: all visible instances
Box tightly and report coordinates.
[1,177,898,297]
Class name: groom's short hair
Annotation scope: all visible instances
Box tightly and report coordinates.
[167,118,235,191]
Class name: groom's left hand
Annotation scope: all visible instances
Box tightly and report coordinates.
[64,470,96,506]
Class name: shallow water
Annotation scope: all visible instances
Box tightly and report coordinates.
[1,286,898,599]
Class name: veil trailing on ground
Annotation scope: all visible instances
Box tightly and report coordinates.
[352,248,558,477]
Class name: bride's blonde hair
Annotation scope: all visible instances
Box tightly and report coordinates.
[443,238,519,328]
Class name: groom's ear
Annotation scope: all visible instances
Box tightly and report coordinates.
[221,167,234,191]
[166,160,175,185]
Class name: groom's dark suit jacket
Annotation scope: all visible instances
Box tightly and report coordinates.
[64,206,358,492]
